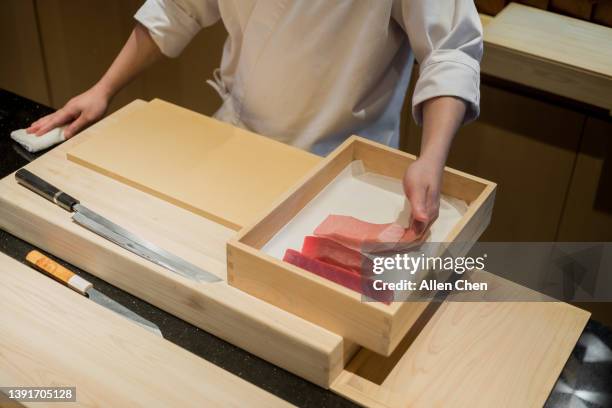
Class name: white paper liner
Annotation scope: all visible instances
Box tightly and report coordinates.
[263,160,467,260]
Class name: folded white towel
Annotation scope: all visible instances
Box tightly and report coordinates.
[10,127,66,153]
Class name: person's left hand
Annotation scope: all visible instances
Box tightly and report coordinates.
[402,157,443,236]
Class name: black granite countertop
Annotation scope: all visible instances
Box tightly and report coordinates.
[1,89,610,408]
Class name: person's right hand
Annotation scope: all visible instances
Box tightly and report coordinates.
[26,85,110,139]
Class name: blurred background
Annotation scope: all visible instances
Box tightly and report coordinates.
[1,0,611,243]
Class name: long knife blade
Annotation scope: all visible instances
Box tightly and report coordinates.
[72,204,220,283]
[15,169,220,283]
[86,288,163,337]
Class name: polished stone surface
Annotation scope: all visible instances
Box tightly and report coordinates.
[1,89,610,407]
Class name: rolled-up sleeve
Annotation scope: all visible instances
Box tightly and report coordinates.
[395,0,483,125]
[134,0,220,58]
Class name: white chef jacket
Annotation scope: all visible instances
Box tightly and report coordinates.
[135,0,482,155]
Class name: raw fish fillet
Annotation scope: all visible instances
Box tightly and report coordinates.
[283,249,392,303]
[314,215,421,252]
[301,236,374,276]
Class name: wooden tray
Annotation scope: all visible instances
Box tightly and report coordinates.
[0,252,291,407]
[228,136,497,356]
[0,100,345,388]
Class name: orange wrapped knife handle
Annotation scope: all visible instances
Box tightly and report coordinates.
[26,250,92,295]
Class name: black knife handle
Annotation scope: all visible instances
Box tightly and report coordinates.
[15,169,79,212]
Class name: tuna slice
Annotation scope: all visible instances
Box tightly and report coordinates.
[283,249,392,303]
[314,215,421,253]
[301,236,374,276]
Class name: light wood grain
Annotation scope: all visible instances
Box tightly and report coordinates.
[67,99,320,230]
[0,252,293,408]
[331,270,590,408]
[482,3,612,113]
[486,3,611,77]
[0,100,591,408]
[0,100,345,388]
[479,13,494,26]
[228,136,496,356]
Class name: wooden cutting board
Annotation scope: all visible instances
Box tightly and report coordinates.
[0,252,292,408]
[332,270,590,408]
[66,99,320,230]
[0,100,346,388]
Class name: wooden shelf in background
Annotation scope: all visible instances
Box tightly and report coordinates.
[482,3,612,114]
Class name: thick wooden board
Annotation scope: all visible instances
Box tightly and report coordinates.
[482,3,612,113]
[1,99,590,408]
[0,100,345,388]
[67,99,320,230]
[331,270,590,408]
[229,136,496,356]
[0,252,292,408]
[486,3,611,78]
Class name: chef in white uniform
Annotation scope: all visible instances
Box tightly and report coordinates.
[28,0,483,233]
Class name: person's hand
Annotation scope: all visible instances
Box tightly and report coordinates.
[26,85,110,139]
[402,156,443,236]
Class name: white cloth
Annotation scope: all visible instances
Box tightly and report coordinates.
[10,127,65,153]
[135,0,482,155]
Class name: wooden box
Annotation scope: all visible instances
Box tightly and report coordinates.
[227,136,497,356]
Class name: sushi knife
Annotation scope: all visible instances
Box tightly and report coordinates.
[15,168,220,283]
[26,250,163,337]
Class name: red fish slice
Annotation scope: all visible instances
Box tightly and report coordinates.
[314,215,421,253]
[301,236,374,276]
[283,249,392,303]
